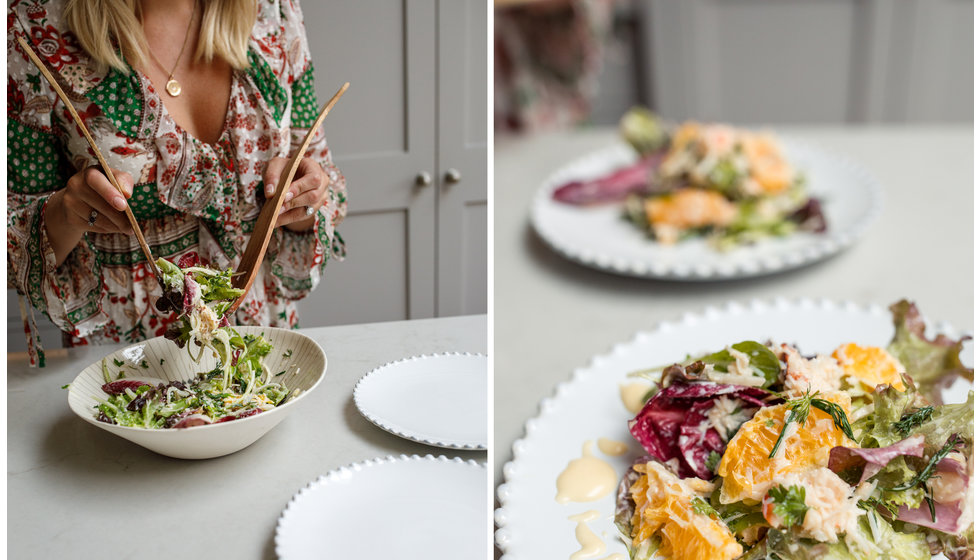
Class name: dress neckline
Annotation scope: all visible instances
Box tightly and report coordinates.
[136,67,237,148]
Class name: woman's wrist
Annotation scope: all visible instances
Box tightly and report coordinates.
[283,214,316,233]
[43,190,86,267]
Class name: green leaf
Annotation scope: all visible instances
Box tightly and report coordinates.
[886,300,973,404]
[768,485,809,527]
[698,341,781,387]
[705,450,722,475]
[691,497,719,518]
[619,106,669,157]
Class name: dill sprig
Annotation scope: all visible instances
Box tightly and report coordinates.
[893,406,935,438]
[857,497,899,519]
[768,390,856,459]
[885,433,963,492]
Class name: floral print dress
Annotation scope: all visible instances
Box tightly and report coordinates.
[7,0,347,366]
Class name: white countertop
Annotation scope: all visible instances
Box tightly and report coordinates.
[493,125,973,487]
[8,314,487,559]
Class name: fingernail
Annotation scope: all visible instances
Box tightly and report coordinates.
[285,191,295,202]
[112,197,127,211]
[279,206,287,215]
[265,185,274,196]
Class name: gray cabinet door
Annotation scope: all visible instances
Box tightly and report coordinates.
[638,0,973,125]
[301,0,438,326]
[436,1,488,316]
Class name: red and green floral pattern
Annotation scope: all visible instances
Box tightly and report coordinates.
[7,0,347,365]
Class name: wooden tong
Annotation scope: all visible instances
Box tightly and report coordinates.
[16,35,167,298]
[226,82,349,314]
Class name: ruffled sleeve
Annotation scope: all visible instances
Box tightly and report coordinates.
[263,0,347,301]
[7,7,108,345]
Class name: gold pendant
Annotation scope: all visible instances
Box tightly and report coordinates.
[166,78,182,97]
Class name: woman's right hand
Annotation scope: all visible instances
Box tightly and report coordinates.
[45,166,134,266]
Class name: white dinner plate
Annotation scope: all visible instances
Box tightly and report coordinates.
[494,299,972,560]
[530,140,882,280]
[276,455,487,559]
[354,353,488,449]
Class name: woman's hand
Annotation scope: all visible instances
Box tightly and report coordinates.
[263,157,332,232]
[45,166,134,266]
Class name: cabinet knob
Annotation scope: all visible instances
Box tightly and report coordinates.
[445,168,462,183]
[415,172,432,187]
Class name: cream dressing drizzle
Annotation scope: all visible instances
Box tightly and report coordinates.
[619,382,652,414]
[568,510,604,560]
[597,437,628,456]
[556,441,618,504]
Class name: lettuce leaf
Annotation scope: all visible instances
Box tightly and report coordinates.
[886,300,973,404]
[765,511,930,560]
[827,435,925,485]
[907,391,974,451]
[698,341,782,388]
[619,107,669,157]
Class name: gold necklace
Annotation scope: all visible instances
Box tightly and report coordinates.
[145,2,196,97]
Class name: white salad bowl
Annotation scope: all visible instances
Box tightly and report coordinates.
[67,326,326,460]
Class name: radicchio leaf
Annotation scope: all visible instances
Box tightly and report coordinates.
[552,155,662,205]
[628,380,770,479]
[789,198,827,233]
[100,380,153,395]
[678,401,726,479]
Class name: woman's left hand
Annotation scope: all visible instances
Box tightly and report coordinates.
[263,156,332,232]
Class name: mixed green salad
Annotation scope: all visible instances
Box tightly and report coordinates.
[93,258,298,429]
[615,301,973,560]
[553,107,826,250]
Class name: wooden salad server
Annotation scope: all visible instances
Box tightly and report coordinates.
[226,82,350,314]
[15,35,170,304]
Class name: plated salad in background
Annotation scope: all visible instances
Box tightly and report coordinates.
[93,258,300,429]
[553,108,826,250]
[616,300,973,560]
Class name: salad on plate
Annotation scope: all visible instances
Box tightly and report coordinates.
[553,108,826,250]
[616,301,973,559]
[94,258,300,429]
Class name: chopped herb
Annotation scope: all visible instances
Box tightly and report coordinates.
[61,384,70,390]
[765,419,776,428]
[925,485,936,522]
[885,433,963,492]
[274,370,286,377]
[811,398,855,441]
[894,406,934,438]
[692,497,719,518]
[112,358,125,367]
[769,391,855,458]
[282,349,293,359]
[768,485,809,527]
[705,451,722,474]
[858,497,899,519]
[159,358,165,366]
[117,371,126,380]
[140,360,149,369]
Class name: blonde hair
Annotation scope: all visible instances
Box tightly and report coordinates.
[64,0,257,72]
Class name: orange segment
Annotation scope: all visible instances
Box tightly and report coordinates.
[742,134,792,194]
[629,461,742,560]
[717,391,855,504]
[832,343,905,390]
[644,188,737,229]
